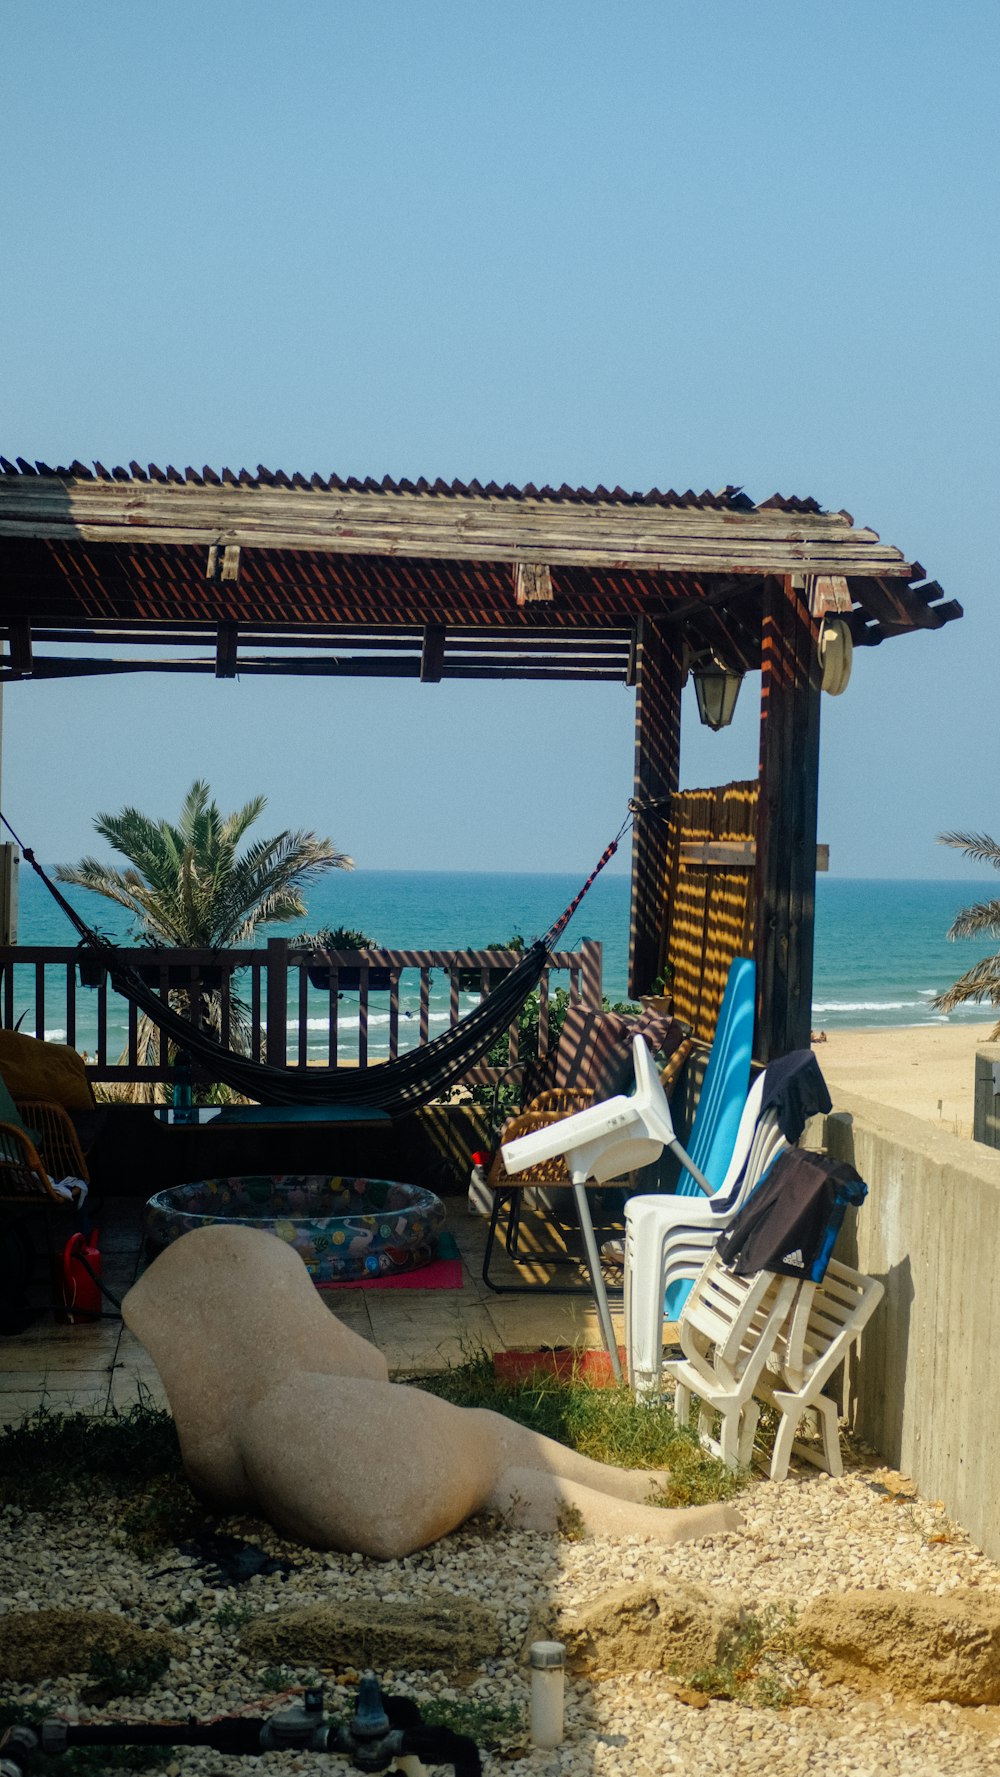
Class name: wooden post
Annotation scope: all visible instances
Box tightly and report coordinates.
[629,617,683,998]
[265,937,288,1068]
[754,576,822,1061]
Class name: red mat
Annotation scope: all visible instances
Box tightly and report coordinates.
[315,1232,463,1292]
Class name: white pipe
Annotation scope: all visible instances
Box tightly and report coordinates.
[529,1640,566,1748]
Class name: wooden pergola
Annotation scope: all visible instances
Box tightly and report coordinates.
[0,459,962,1061]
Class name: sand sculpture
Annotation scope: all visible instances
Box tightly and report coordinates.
[123,1225,742,1558]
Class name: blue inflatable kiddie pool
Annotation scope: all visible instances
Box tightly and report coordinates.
[145,1175,446,1283]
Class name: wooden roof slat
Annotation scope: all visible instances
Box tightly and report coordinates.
[0,479,917,578]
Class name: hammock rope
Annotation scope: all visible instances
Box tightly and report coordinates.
[0,813,630,1115]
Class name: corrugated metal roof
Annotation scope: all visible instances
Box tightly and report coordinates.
[0,456,824,515]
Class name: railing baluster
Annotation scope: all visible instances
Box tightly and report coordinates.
[298,963,309,1068]
[66,964,77,1049]
[251,958,263,1059]
[388,971,399,1062]
[358,966,369,1069]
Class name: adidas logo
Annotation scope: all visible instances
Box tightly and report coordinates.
[783,1248,805,1268]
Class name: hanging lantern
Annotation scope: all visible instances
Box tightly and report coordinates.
[819,618,853,696]
[692,658,743,730]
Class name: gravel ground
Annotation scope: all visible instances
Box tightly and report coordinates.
[5,1454,1000,1777]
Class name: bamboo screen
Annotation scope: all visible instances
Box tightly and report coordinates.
[659,780,758,1043]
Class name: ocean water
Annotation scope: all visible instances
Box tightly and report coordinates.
[11,866,998,1051]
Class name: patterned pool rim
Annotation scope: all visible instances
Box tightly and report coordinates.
[145,1175,447,1282]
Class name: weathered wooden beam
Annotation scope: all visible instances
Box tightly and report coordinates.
[514,561,554,604]
[215,620,239,679]
[754,576,823,1061]
[806,574,852,616]
[680,839,829,871]
[629,616,683,998]
[0,479,921,578]
[419,624,446,682]
[0,654,627,684]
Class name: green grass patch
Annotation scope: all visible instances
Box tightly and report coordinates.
[410,1352,742,1507]
[0,1393,183,1510]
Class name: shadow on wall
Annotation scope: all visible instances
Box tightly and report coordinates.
[822,1111,914,1470]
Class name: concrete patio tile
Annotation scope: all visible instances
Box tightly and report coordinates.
[0,1383,111,1423]
[386,1335,494,1375]
[0,1336,119,1373]
[0,1365,113,1395]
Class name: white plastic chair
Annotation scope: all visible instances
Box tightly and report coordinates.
[665,1250,799,1469]
[502,1035,710,1382]
[624,1072,791,1397]
[753,1258,885,1480]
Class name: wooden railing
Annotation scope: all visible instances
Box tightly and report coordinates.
[0,939,604,1093]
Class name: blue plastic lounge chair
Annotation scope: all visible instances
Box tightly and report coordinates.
[663,956,755,1317]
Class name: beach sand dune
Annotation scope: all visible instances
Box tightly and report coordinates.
[813,1022,994,1138]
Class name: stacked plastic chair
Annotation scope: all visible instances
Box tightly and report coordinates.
[624,1068,791,1397]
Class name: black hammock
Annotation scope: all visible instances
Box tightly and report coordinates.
[5,821,626,1116]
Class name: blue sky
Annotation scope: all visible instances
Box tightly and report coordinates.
[2,2,997,879]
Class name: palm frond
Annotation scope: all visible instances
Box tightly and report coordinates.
[933,952,1000,1013]
[947,899,1000,942]
[937,831,1000,870]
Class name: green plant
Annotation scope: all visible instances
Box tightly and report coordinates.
[411,1353,742,1505]
[165,1599,200,1627]
[420,1695,525,1753]
[55,780,354,1100]
[687,1606,815,1708]
[215,1598,260,1634]
[293,925,375,951]
[257,1665,299,1693]
[0,1395,183,1509]
[556,1501,587,1541]
[85,1646,171,1700]
[933,831,1000,1036]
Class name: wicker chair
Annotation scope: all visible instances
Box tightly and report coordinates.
[0,1036,96,1315]
[0,1105,90,1206]
[482,1005,692,1293]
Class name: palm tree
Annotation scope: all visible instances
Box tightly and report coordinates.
[933,831,1000,1037]
[57,780,354,1097]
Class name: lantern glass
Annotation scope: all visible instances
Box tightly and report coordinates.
[693,663,743,730]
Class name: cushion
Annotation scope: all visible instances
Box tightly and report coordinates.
[546,1007,685,1101]
[0,1031,95,1112]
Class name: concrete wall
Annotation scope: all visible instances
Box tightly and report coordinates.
[810,1088,1000,1562]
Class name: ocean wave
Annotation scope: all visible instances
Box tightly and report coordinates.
[288,1009,451,1034]
[811,1000,926,1014]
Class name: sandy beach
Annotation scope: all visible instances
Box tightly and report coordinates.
[812,1021,996,1139]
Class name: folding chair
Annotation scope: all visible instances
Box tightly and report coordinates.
[624,1071,788,1397]
[753,1258,884,1480]
[665,1250,799,1469]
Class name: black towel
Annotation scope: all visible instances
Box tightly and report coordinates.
[716,1147,867,1281]
[757,1050,832,1144]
